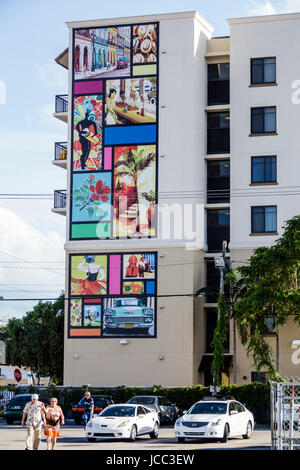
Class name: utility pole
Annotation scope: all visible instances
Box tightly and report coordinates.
[214,240,228,306]
[212,240,228,391]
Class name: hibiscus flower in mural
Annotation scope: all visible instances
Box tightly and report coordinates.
[73,174,111,219]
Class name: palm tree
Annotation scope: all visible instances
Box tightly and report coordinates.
[114,147,156,233]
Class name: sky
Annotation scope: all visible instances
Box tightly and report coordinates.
[0,0,300,319]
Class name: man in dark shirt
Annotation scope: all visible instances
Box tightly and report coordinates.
[78,391,94,427]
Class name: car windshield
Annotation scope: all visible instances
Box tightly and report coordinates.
[10,396,30,403]
[188,403,227,415]
[128,397,155,405]
[100,406,135,417]
[115,299,142,307]
[93,398,108,405]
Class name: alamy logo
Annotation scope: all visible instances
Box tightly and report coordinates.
[0,81,6,104]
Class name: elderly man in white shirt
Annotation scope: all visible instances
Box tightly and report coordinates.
[22,394,46,450]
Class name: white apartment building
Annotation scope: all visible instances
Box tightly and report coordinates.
[52,11,300,387]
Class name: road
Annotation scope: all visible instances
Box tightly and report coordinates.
[0,419,271,451]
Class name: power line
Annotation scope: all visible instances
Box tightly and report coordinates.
[0,294,195,302]
[0,250,65,278]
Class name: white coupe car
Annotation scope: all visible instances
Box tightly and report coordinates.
[174,399,254,443]
[85,404,159,442]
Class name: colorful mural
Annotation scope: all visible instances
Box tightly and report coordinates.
[132,24,158,64]
[71,22,158,240]
[70,255,107,296]
[105,77,157,125]
[74,26,131,80]
[68,252,157,338]
[73,95,103,171]
[114,145,156,238]
[72,172,112,223]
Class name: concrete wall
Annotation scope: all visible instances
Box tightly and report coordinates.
[229,15,300,251]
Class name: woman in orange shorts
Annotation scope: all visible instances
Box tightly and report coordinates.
[44,398,64,450]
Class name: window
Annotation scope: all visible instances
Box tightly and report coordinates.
[207,112,230,154]
[208,63,230,105]
[251,156,277,183]
[207,209,230,251]
[265,315,276,334]
[251,107,276,135]
[251,206,277,233]
[229,402,237,413]
[234,402,245,413]
[207,160,230,203]
[251,372,267,384]
[137,406,146,415]
[251,57,276,85]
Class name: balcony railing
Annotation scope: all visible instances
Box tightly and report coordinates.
[54,142,67,161]
[208,80,230,106]
[54,190,67,209]
[55,95,68,113]
[207,176,230,204]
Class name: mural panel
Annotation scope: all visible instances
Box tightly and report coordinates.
[71,22,159,240]
[68,252,157,338]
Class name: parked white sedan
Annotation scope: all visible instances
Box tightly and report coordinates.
[85,404,159,442]
[174,399,254,443]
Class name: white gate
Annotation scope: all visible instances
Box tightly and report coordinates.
[270,381,300,450]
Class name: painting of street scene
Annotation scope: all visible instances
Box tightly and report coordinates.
[105,77,157,125]
[74,26,131,79]
[113,145,156,238]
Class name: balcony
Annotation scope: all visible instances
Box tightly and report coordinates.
[207,128,230,155]
[53,142,67,169]
[207,112,230,155]
[206,209,230,252]
[208,80,230,106]
[54,95,68,123]
[52,190,67,216]
[207,160,230,204]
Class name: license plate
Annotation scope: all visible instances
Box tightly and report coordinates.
[14,406,21,410]
[124,324,135,328]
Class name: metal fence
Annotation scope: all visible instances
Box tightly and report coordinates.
[271,381,300,450]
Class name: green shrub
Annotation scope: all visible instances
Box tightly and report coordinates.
[0,383,270,423]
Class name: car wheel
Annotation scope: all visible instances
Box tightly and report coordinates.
[87,437,97,442]
[177,437,185,443]
[242,421,252,439]
[74,418,82,425]
[221,424,229,443]
[149,422,159,439]
[5,418,14,425]
[129,425,137,442]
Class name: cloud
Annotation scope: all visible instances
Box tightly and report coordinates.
[0,207,65,317]
[283,0,300,11]
[247,0,300,16]
[37,63,67,89]
[247,1,277,15]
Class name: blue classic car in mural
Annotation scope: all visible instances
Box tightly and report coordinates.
[103,297,154,335]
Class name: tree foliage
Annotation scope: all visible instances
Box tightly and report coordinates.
[234,216,300,380]
[203,216,300,383]
[3,294,64,384]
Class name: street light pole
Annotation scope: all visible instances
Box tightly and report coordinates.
[212,240,228,390]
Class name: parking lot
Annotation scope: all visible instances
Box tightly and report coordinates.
[0,419,271,450]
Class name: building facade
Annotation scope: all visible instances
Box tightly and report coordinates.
[53,11,300,387]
